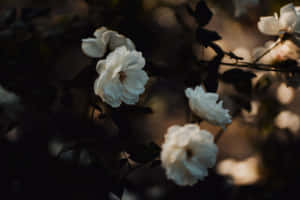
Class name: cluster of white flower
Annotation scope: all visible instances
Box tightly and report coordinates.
[82,27,149,108]
[161,124,218,186]
[254,3,300,64]
[82,27,232,187]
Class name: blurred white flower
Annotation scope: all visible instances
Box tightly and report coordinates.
[257,3,300,36]
[217,155,261,185]
[275,110,300,133]
[94,46,149,108]
[82,27,135,58]
[0,85,23,120]
[161,124,218,186]
[252,40,298,64]
[233,0,259,17]
[185,86,232,128]
[276,83,295,104]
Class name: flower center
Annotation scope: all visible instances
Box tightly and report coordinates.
[186,148,193,159]
[119,71,127,83]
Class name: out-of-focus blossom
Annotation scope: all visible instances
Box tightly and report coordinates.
[82,27,135,58]
[94,47,149,108]
[233,0,259,17]
[275,110,300,133]
[185,86,232,129]
[257,3,300,37]
[0,85,23,121]
[277,83,295,104]
[233,47,251,62]
[217,155,261,185]
[161,124,218,186]
[252,40,298,64]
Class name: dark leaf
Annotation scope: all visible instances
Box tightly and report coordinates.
[194,1,213,26]
[221,69,256,84]
[276,59,298,70]
[230,95,251,112]
[234,79,252,95]
[254,74,273,92]
[203,61,219,92]
[203,54,223,92]
[196,28,221,47]
[0,8,16,26]
[150,160,161,168]
[227,52,244,60]
[127,142,161,163]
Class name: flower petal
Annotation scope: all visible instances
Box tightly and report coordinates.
[81,38,106,58]
[257,16,280,35]
[279,3,297,31]
[123,51,146,70]
[123,69,149,95]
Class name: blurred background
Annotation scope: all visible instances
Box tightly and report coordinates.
[1,0,300,200]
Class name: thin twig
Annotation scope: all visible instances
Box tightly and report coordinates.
[253,37,282,63]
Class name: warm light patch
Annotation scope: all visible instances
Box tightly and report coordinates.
[217,155,261,185]
[277,83,294,104]
[275,110,300,133]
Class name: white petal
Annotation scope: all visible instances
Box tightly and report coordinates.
[96,59,107,74]
[94,27,108,38]
[123,51,145,70]
[279,5,297,31]
[81,38,106,58]
[102,80,123,108]
[125,38,136,50]
[280,3,295,16]
[123,69,149,95]
[257,16,280,35]
[109,33,128,50]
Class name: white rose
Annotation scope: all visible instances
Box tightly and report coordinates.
[94,46,149,108]
[161,124,218,186]
[257,3,300,36]
[185,86,232,129]
[81,27,135,58]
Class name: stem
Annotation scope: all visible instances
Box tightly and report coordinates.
[253,37,282,63]
[214,129,225,143]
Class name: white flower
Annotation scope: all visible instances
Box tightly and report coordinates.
[233,0,259,17]
[94,46,149,108]
[257,3,300,36]
[185,86,232,128]
[81,27,135,58]
[275,110,300,133]
[161,124,218,186]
